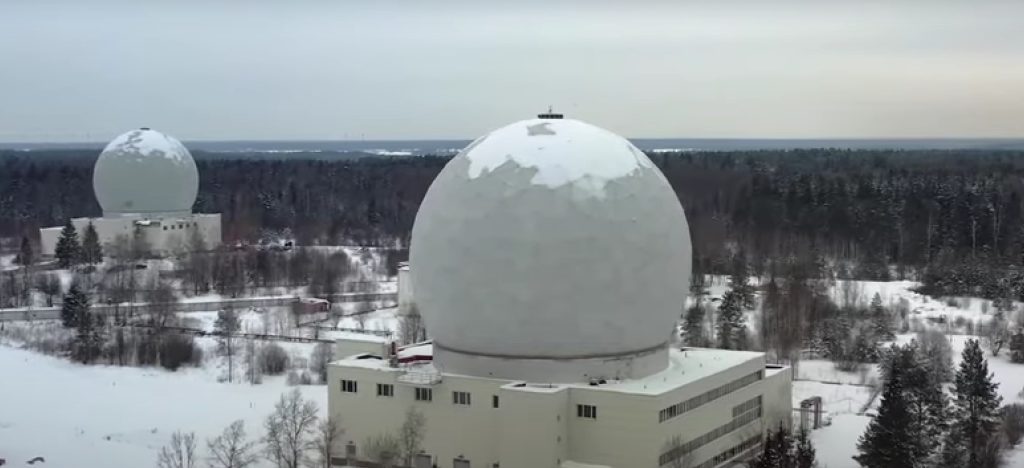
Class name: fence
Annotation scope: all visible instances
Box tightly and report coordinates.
[0,292,397,322]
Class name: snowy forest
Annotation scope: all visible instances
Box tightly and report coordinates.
[5,148,1024,300]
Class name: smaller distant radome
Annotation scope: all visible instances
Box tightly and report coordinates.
[93,128,199,217]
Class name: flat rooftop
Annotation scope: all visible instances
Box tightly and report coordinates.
[332,342,768,396]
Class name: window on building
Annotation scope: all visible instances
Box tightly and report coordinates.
[453,391,471,406]
[377,383,394,397]
[340,380,357,393]
[492,395,499,408]
[415,387,432,402]
[577,404,597,419]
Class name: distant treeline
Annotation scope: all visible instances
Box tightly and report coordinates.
[6,148,1024,297]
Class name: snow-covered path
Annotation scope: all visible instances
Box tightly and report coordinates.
[0,345,327,468]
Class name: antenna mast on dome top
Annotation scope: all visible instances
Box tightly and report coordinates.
[537,106,563,120]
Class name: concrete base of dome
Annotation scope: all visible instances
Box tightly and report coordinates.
[433,342,670,383]
[39,213,221,257]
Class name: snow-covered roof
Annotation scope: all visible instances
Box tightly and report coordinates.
[333,346,768,396]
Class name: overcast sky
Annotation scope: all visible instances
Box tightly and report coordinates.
[1,0,1022,142]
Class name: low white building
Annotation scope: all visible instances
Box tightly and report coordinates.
[330,343,791,468]
[39,128,222,257]
[40,214,221,258]
[329,114,793,468]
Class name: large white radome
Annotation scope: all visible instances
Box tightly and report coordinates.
[410,118,692,379]
[93,128,199,217]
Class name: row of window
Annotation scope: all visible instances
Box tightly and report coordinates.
[161,222,198,231]
[691,434,764,468]
[577,404,597,419]
[732,395,763,418]
[341,380,500,408]
[658,371,763,423]
[658,398,763,466]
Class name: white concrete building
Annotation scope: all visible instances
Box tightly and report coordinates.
[39,128,221,257]
[328,114,792,468]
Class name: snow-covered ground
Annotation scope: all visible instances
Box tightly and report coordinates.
[805,332,1024,468]
[6,271,1024,467]
[0,346,327,468]
[0,298,403,468]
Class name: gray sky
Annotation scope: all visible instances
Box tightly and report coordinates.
[1,0,1022,142]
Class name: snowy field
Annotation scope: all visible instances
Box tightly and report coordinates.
[5,272,1024,467]
[805,332,1024,468]
[0,346,327,468]
[0,300,402,467]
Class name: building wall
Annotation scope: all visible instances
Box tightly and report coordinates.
[567,355,769,468]
[328,353,792,468]
[39,213,221,257]
[327,364,509,467]
[398,265,414,315]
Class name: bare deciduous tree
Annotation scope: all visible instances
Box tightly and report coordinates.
[363,432,400,467]
[264,389,319,468]
[309,417,343,468]
[34,272,63,307]
[207,420,259,468]
[308,343,333,385]
[660,434,694,468]
[399,407,426,467]
[397,303,426,345]
[982,318,1010,356]
[215,307,241,383]
[147,278,179,329]
[157,431,198,468]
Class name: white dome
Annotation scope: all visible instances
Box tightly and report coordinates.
[410,117,692,381]
[93,128,198,217]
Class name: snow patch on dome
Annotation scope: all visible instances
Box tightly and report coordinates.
[102,129,190,164]
[464,119,653,196]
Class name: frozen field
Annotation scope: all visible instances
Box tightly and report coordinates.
[0,346,327,468]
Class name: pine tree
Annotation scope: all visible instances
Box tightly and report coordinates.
[716,291,747,350]
[61,283,89,328]
[73,310,103,364]
[855,363,920,468]
[81,221,103,265]
[682,304,706,347]
[752,425,812,468]
[936,430,966,468]
[905,342,947,456]
[795,429,817,468]
[14,236,34,266]
[752,427,783,468]
[869,293,893,341]
[54,219,81,268]
[729,253,756,310]
[949,339,1002,467]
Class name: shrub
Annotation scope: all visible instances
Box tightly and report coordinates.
[260,343,289,375]
[309,343,333,384]
[158,333,203,371]
[286,370,313,386]
[1003,404,1024,447]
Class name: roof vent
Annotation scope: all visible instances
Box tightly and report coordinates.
[537,106,563,120]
